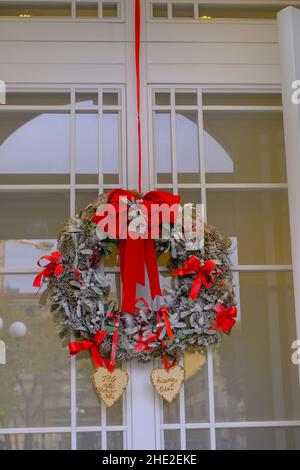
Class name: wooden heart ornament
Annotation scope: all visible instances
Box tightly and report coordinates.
[151,365,185,402]
[93,368,129,408]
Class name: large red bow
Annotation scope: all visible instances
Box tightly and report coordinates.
[211,303,237,334]
[33,251,64,288]
[92,189,180,313]
[172,256,216,300]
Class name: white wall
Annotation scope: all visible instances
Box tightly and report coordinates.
[0,0,281,86]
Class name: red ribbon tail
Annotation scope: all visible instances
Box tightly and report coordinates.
[33,271,44,288]
[189,274,202,300]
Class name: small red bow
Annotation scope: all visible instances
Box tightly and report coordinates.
[211,303,237,334]
[69,313,120,372]
[134,332,158,352]
[69,330,108,369]
[33,251,64,288]
[172,256,216,300]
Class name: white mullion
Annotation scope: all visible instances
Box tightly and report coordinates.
[148,86,155,190]
[170,89,178,194]
[98,0,102,19]
[71,0,76,18]
[70,88,76,218]
[98,88,104,193]
[101,401,108,450]
[71,335,77,450]
[207,349,216,450]
[120,85,127,188]
[0,105,71,112]
[179,357,186,450]
[198,87,207,216]
[167,0,172,20]
[193,0,198,20]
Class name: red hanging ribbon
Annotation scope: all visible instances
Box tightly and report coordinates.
[33,251,64,288]
[172,256,216,300]
[211,303,237,334]
[135,0,142,193]
[157,307,176,370]
[92,189,180,313]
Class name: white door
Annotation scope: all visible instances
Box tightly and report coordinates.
[0,0,300,451]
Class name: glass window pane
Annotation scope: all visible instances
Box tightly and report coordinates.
[76,190,99,216]
[176,111,199,184]
[76,355,101,426]
[155,91,171,106]
[103,92,119,106]
[77,432,101,450]
[186,429,210,450]
[175,92,197,106]
[0,111,70,184]
[102,2,118,18]
[203,93,282,107]
[152,3,168,19]
[76,111,98,184]
[107,396,123,426]
[155,112,172,184]
[5,91,70,106]
[172,3,194,19]
[178,188,201,206]
[76,2,98,17]
[184,351,209,423]
[0,190,70,269]
[216,427,300,450]
[203,111,287,183]
[0,2,71,17]
[0,433,71,450]
[163,395,180,425]
[199,5,290,20]
[103,112,120,185]
[0,275,71,428]
[164,429,181,450]
[214,272,300,422]
[107,431,123,450]
[207,189,291,265]
[76,90,98,109]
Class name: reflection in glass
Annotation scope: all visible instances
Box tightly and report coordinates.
[184,352,209,423]
[207,189,292,265]
[176,111,199,184]
[0,191,70,268]
[76,355,101,426]
[76,2,98,17]
[155,112,172,184]
[175,92,197,106]
[103,112,119,185]
[0,433,71,450]
[204,111,287,183]
[216,427,300,450]
[0,112,70,184]
[172,3,194,18]
[164,429,181,450]
[102,3,118,18]
[214,272,300,422]
[77,432,101,450]
[0,2,71,17]
[152,3,168,19]
[76,91,98,109]
[202,93,282,107]
[76,190,99,216]
[5,92,70,107]
[107,431,123,450]
[163,395,180,425]
[186,429,210,450]
[0,276,71,429]
[76,112,98,184]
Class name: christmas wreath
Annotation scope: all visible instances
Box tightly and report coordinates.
[34,189,237,405]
